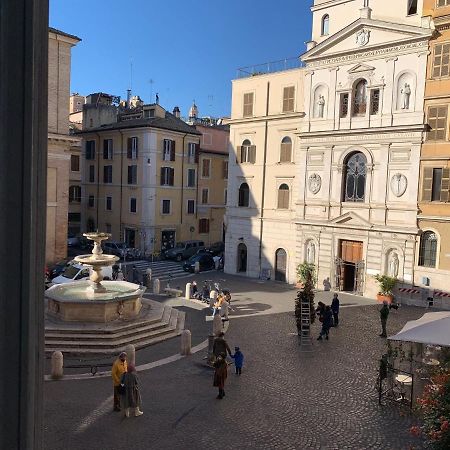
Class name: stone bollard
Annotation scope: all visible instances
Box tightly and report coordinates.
[214,258,220,270]
[209,289,217,308]
[51,351,64,380]
[180,330,192,355]
[153,278,160,294]
[185,282,191,300]
[146,268,152,288]
[125,344,136,367]
[194,261,200,273]
[213,313,222,336]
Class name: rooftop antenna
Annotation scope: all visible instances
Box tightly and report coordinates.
[129,58,133,92]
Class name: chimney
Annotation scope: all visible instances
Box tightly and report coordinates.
[173,106,180,118]
[126,89,132,108]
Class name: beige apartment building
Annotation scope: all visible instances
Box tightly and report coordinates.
[47,28,80,263]
[79,100,228,254]
[414,0,450,304]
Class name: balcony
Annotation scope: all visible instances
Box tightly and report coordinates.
[237,57,304,79]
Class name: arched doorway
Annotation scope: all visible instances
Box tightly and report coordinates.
[237,243,247,273]
[275,248,287,282]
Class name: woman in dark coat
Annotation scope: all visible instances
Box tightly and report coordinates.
[317,306,333,341]
[121,364,143,417]
[213,353,228,399]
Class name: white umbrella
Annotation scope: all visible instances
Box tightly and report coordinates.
[388,311,450,347]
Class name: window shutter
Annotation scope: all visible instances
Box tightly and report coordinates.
[160,167,165,185]
[195,143,200,163]
[134,137,139,158]
[236,146,242,163]
[171,140,176,161]
[422,167,433,201]
[441,168,450,202]
[249,145,256,164]
[127,138,132,158]
[162,139,167,160]
[169,168,174,186]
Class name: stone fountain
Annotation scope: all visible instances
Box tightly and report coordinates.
[46,232,145,322]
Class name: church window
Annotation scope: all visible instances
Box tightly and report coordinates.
[321,15,329,36]
[282,86,295,112]
[339,93,349,118]
[353,80,367,116]
[238,183,250,207]
[418,231,438,268]
[277,184,290,209]
[243,93,254,117]
[370,89,380,115]
[407,0,417,15]
[343,152,366,202]
[238,139,256,164]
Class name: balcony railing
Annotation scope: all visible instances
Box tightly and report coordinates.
[237,57,304,79]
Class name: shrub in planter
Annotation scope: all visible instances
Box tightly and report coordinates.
[374,274,397,303]
[410,366,450,449]
[295,273,316,333]
[296,262,316,287]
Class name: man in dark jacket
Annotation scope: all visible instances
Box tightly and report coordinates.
[318,306,333,341]
[213,332,232,358]
[331,293,340,326]
[379,301,390,337]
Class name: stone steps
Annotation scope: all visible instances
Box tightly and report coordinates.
[45,305,185,355]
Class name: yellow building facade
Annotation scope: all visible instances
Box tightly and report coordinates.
[416,1,450,298]
[80,104,228,254]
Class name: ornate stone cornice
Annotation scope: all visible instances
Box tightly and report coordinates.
[306,40,428,69]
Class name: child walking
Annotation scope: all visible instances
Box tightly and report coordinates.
[231,346,244,375]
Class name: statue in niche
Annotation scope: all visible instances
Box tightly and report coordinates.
[401,83,411,110]
[317,95,325,118]
[387,252,399,278]
[306,241,316,265]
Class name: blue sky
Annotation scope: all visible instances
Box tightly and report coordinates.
[50,0,311,118]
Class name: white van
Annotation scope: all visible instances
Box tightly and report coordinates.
[51,262,113,285]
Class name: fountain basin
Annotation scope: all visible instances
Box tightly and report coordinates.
[46,281,145,323]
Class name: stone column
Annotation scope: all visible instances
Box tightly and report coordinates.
[51,351,63,380]
[153,278,160,294]
[180,330,191,355]
[125,344,136,367]
[185,282,191,300]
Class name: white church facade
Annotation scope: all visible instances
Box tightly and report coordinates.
[225,0,433,298]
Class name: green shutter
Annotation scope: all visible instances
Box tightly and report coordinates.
[422,167,433,201]
[441,168,450,202]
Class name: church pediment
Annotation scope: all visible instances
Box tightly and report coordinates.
[347,63,375,74]
[302,18,432,63]
[330,212,372,228]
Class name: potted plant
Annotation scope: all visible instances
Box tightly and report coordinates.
[296,262,316,289]
[374,274,397,304]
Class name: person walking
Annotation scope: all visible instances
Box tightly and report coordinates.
[231,346,244,375]
[111,352,127,412]
[220,298,232,323]
[212,294,224,316]
[317,306,333,341]
[213,353,228,399]
[120,364,143,418]
[331,293,340,326]
[213,332,232,359]
[379,301,390,338]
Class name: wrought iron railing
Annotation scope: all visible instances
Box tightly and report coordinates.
[237,57,304,79]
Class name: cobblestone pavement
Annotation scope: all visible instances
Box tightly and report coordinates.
[44,301,427,450]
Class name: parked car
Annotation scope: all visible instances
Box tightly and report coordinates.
[183,253,215,273]
[67,234,80,247]
[164,240,205,261]
[207,241,225,256]
[102,241,132,259]
[51,262,113,285]
[49,258,73,279]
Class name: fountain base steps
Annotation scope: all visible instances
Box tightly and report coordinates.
[45,300,185,355]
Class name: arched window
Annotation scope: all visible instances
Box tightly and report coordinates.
[418,231,438,267]
[343,152,367,202]
[239,139,255,164]
[277,184,290,209]
[353,79,367,115]
[280,137,292,162]
[238,182,250,207]
[321,14,329,36]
